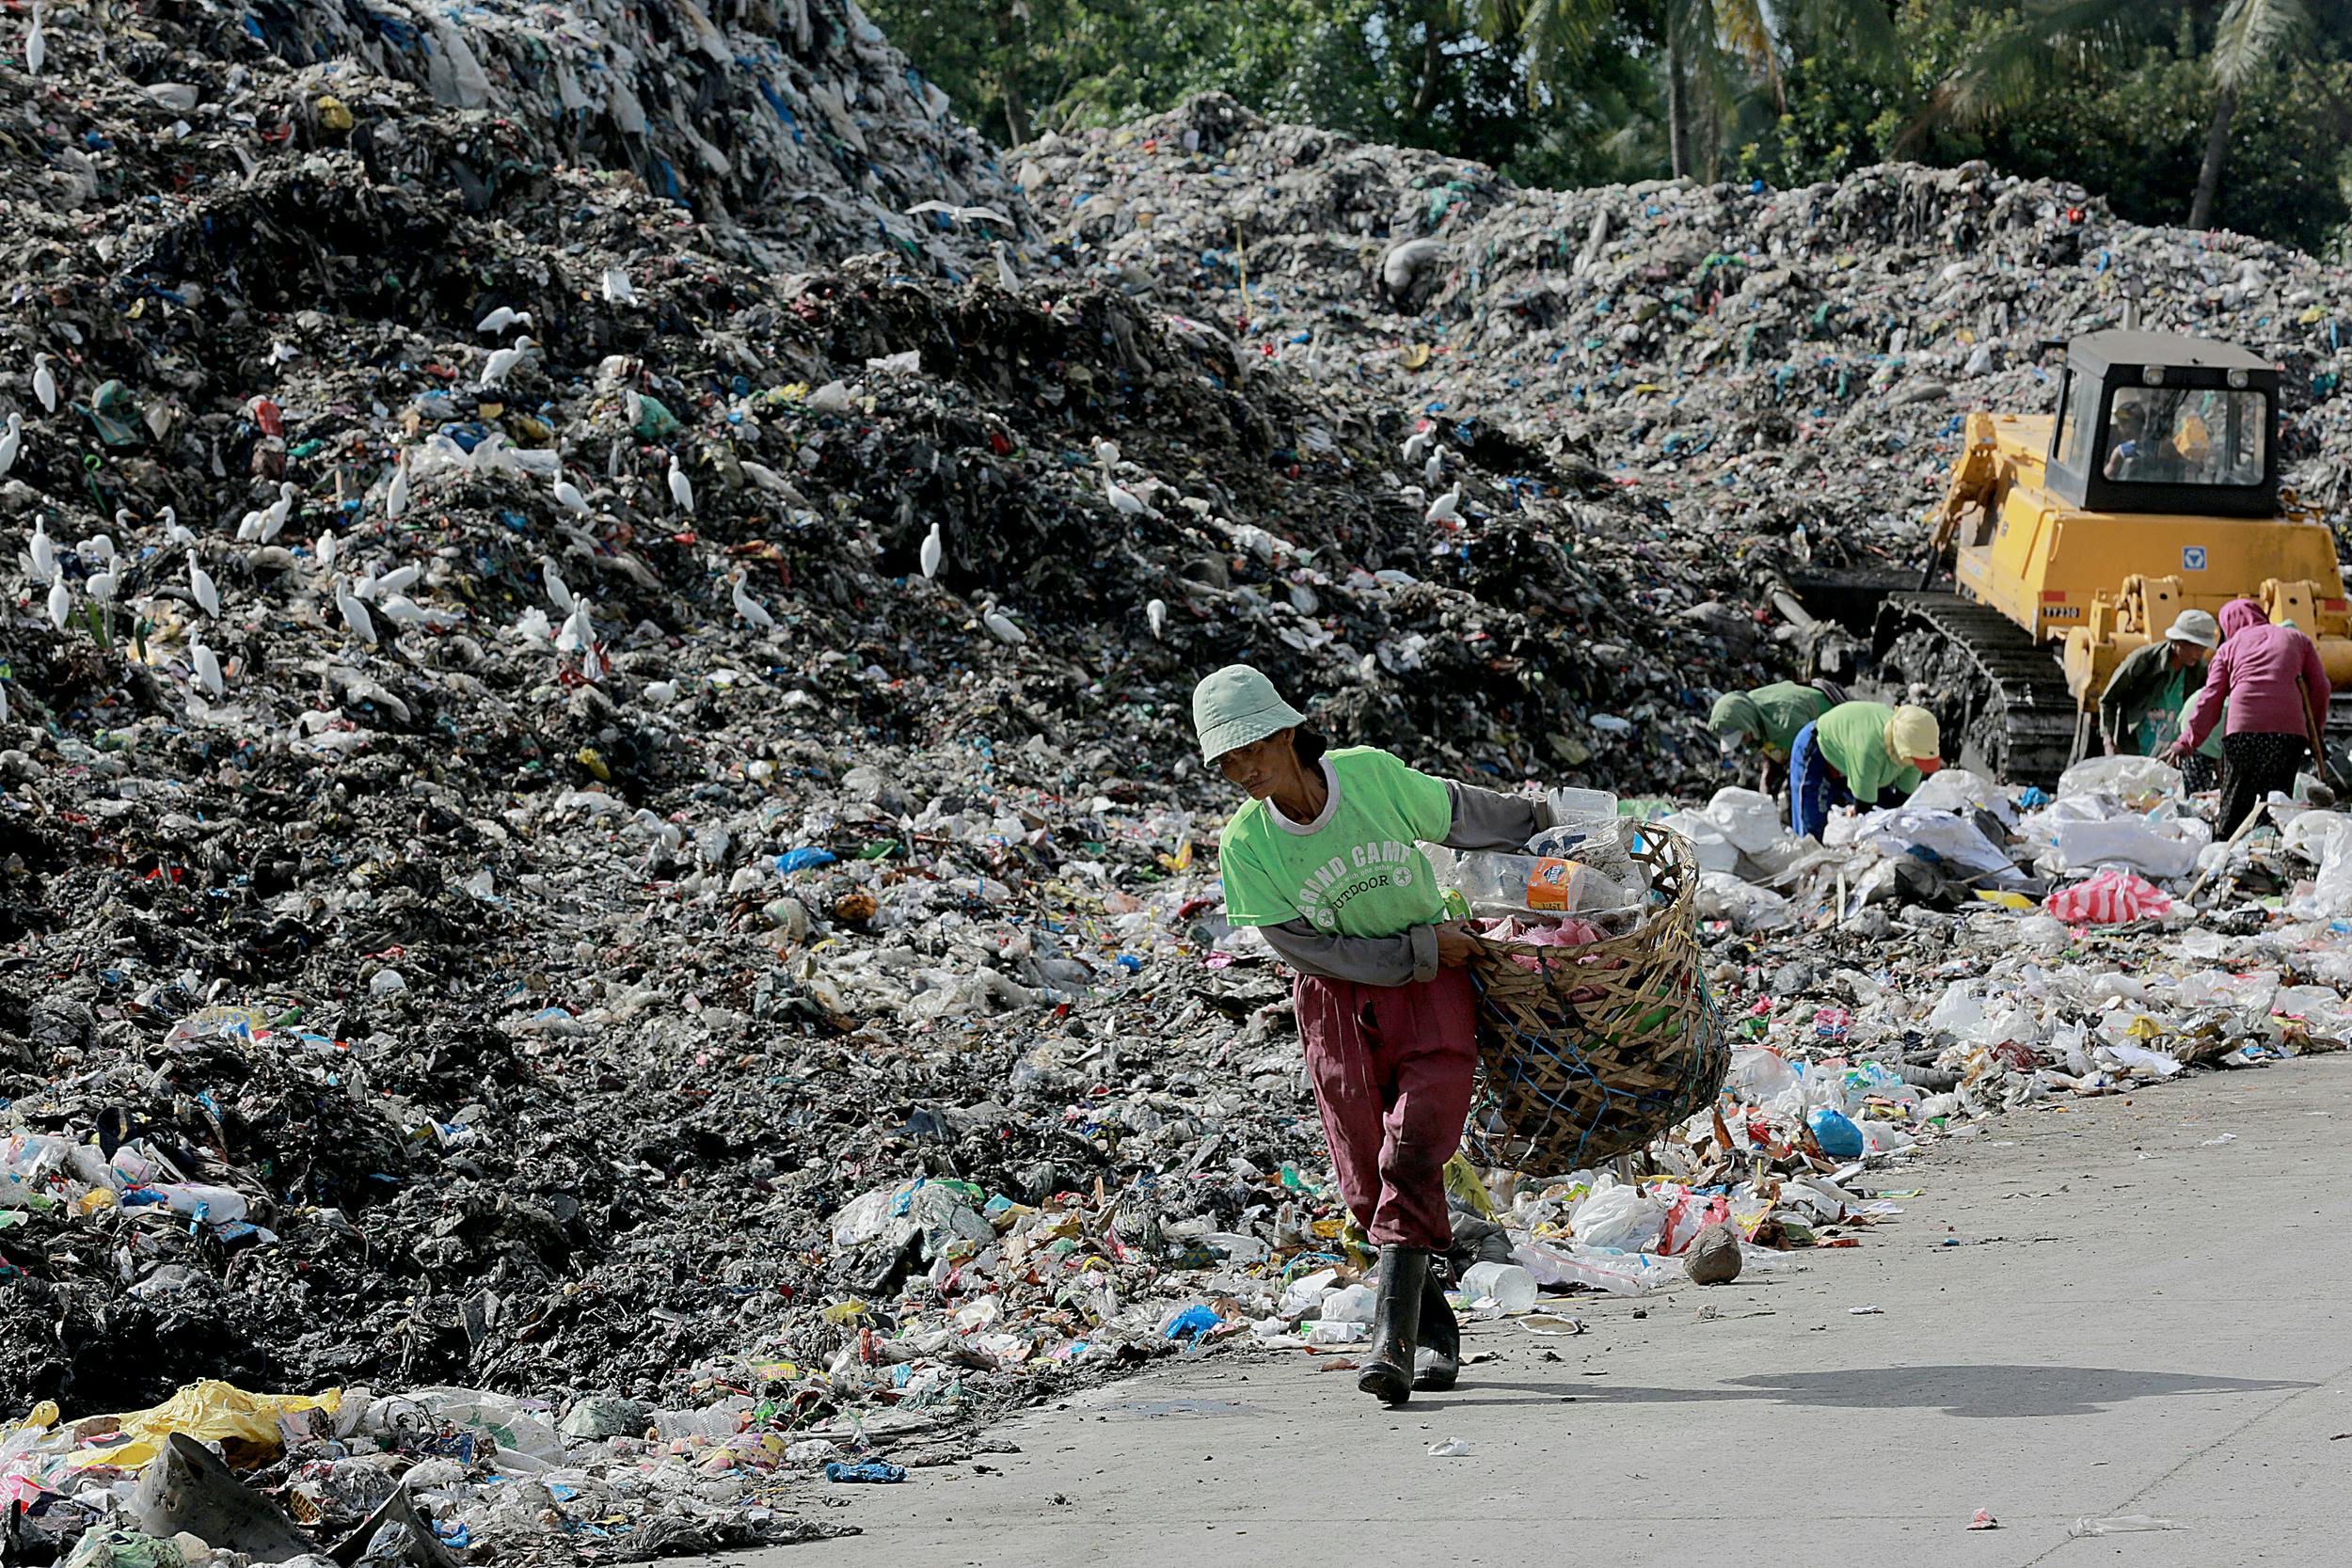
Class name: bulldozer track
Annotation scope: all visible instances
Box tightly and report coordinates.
[1872,593,2082,787]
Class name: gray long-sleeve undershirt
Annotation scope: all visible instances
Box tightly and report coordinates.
[1257,781,1550,988]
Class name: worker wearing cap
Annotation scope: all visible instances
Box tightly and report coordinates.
[1708,679,1846,795]
[1787,701,1942,840]
[1194,664,1549,1407]
[2098,609,2220,790]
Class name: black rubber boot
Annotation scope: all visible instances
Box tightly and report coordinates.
[1414,1261,1461,1392]
[1358,1245,1427,1406]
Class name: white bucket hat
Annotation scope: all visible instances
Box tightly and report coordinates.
[1191,664,1307,763]
[2166,609,2220,649]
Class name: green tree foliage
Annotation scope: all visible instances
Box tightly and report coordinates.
[868,0,2352,253]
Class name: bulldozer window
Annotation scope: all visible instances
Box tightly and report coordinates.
[2055,369,2095,472]
[2102,387,2265,487]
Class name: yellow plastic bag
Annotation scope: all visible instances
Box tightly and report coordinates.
[75,1381,341,1470]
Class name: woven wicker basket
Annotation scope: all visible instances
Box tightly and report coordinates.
[1462,826,1726,1174]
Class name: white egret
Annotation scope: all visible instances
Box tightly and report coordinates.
[476,306,532,335]
[336,585,377,644]
[189,638,225,699]
[1147,598,1168,640]
[31,353,56,413]
[552,473,589,515]
[667,454,693,514]
[187,552,218,616]
[982,605,1026,645]
[1425,484,1461,525]
[730,571,774,630]
[918,521,942,580]
[543,558,575,613]
[0,412,22,475]
[478,336,535,388]
[386,456,409,519]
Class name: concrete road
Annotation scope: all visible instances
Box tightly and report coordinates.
[763,1058,2352,1566]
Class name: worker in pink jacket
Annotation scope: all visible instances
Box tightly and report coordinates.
[2169,599,2331,835]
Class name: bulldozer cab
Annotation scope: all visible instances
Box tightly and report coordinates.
[2043,330,2279,519]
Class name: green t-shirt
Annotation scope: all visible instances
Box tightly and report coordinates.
[1748,682,1834,757]
[1217,747,1451,937]
[1814,701,1921,803]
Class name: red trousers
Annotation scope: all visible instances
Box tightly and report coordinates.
[1294,968,1478,1251]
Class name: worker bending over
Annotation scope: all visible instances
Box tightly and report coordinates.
[2098,610,2219,789]
[1788,702,1942,840]
[1708,678,1847,795]
[2169,599,2330,836]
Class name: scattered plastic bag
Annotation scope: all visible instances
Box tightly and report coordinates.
[2045,869,2174,925]
[91,1381,342,1470]
[1511,1240,1680,1296]
[2058,754,2182,805]
[1696,871,1795,932]
[1568,1181,1665,1252]
[1656,1190,1730,1256]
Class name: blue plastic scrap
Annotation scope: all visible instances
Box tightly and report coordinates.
[1163,1304,1223,1345]
[775,847,837,874]
[823,1460,908,1484]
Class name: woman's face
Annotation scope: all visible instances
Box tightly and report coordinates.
[1216,728,1301,800]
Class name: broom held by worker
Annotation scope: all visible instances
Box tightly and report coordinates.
[1197,663,1547,1408]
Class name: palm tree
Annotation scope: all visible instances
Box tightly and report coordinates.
[1922,0,2316,232]
[1462,0,1899,180]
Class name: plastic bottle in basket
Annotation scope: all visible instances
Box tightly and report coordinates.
[1454,850,1637,919]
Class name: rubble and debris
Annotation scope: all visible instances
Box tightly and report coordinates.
[6,9,2352,1563]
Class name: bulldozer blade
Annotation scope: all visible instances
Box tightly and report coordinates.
[131,1434,315,1563]
[328,1482,456,1568]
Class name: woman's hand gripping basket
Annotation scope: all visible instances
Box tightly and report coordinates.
[1462,825,1727,1173]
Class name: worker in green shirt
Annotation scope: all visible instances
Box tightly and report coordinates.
[2098,609,2220,791]
[1708,679,1846,794]
[1788,701,1942,839]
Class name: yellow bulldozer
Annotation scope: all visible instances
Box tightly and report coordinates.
[1882,329,2352,784]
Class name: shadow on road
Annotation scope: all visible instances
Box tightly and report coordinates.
[1468,1365,2311,1418]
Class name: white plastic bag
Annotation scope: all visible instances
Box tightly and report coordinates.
[1695,872,1795,932]
[1658,811,1740,873]
[1511,1240,1679,1296]
[1569,1180,1666,1252]
[2058,754,2182,805]
[1699,787,1788,854]
[2048,817,2205,879]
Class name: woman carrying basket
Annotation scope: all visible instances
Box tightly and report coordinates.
[1196,664,1549,1405]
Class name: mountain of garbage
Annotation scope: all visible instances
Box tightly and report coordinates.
[1020,93,2352,564]
[8,10,2352,1565]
